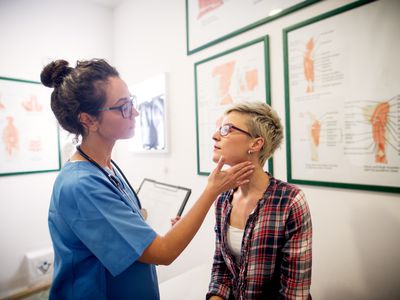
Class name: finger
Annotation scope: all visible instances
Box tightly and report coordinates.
[215,156,225,172]
[236,179,250,186]
[227,160,253,174]
[228,163,254,179]
[235,167,255,182]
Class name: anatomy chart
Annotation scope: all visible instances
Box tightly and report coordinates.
[195,37,270,175]
[284,0,400,192]
[0,77,60,176]
[186,0,314,54]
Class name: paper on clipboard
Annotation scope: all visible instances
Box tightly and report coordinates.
[137,178,191,235]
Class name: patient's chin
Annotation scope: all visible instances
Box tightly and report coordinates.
[212,154,236,167]
[212,154,220,163]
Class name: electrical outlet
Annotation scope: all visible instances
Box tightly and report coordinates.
[36,260,52,275]
[25,247,54,283]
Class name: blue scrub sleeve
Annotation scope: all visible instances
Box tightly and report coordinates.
[57,172,157,277]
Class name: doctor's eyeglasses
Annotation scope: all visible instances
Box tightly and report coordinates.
[98,95,137,119]
[218,123,252,137]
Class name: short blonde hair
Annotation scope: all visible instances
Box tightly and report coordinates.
[225,101,283,166]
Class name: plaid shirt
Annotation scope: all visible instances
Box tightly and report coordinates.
[207,175,312,300]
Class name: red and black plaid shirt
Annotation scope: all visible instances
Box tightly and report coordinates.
[207,175,312,299]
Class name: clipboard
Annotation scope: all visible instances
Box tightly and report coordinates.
[137,178,191,235]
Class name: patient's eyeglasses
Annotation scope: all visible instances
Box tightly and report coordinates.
[218,123,252,137]
[98,95,137,119]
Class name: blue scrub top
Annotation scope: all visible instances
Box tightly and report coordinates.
[48,161,159,300]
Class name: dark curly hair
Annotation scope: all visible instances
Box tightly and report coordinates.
[40,59,119,136]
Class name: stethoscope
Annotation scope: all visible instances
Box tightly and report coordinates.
[76,145,144,213]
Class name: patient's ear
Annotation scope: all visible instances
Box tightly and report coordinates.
[250,137,264,153]
[79,112,98,133]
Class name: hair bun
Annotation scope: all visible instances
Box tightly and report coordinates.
[40,60,72,88]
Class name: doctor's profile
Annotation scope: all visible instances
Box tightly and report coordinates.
[207,102,312,299]
[41,59,254,300]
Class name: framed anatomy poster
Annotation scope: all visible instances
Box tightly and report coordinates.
[284,0,400,193]
[0,77,61,176]
[186,0,319,54]
[195,36,272,175]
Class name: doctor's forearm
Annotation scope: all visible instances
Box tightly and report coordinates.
[138,187,218,265]
[138,160,254,265]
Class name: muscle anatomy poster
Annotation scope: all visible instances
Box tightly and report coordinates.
[284,0,400,192]
[0,77,60,176]
[195,37,270,175]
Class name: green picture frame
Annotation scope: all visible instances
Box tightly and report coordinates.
[0,76,61,176]
[283,0,400,193]
[186,0,319,55]
[194,36,272,176]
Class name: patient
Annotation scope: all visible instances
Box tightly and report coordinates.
[207,102,312,299]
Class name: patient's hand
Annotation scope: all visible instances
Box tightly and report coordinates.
[170,216,181,226]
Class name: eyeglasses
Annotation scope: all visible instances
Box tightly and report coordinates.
[218,123,252,137]
[98,95,137,119]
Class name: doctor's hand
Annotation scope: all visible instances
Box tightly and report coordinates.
[170,216,181,226]
[207,156,254,196]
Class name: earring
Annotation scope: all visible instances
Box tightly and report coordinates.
[247,150,252,155]
[72,135,79,145]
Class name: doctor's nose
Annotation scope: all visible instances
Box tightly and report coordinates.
[131,107,139,118]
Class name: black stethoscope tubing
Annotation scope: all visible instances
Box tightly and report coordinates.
[76,145,142,209]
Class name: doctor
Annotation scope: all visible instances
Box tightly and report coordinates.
[41,59,254,300]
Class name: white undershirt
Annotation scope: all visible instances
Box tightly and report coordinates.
[226,224,244,263]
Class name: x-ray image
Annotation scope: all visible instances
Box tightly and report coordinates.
[139,95,165,150]
[129,73,168,153]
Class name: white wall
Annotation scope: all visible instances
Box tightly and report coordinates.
[113,0,400,299]
[113,0,216,283]
[0,0,113,297]
[1,0,399,299]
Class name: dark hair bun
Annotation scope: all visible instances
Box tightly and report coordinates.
[40,60,72,88]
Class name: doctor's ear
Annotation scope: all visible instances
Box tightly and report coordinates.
[79,112,99,132]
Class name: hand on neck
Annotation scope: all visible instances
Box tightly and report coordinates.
[237,166,269,196]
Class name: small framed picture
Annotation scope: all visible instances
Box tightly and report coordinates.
[128,73,168,153]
